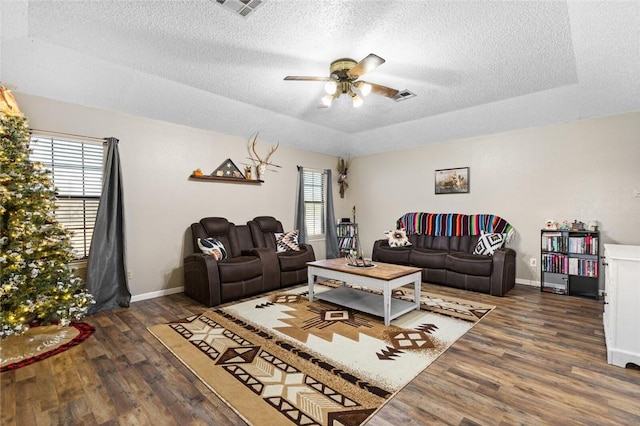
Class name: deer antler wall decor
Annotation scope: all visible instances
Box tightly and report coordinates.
[246,133,281,180]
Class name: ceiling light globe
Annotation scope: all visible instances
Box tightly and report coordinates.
[351,94,363,108]
[321,94,334,107]
[324,81,338,94]
[358,82,372,96]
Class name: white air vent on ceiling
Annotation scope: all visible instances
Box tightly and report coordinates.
[393,90,417,102]
[213,0,264,18]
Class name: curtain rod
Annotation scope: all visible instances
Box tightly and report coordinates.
[30,128,108,144]
[297,165,326,172]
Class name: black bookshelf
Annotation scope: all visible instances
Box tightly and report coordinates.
[540,229,599,299]
[337,223,359,257]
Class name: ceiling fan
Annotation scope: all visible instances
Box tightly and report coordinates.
[284,53,399,108]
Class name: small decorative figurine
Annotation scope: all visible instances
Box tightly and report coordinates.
[571,220,585,231]
[544,219,557,230]
[559,220,570,231]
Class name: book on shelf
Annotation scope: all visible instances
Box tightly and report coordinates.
[541,234,568,252]
[568,235,598,255]
[337,223,357,237]
[568,257,598,277]
[339,237,357,249]
[542,253,568,273]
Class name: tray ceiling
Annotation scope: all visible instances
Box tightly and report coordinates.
[1,1,638,156]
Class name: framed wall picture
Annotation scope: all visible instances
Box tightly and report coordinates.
[435,167,469,194]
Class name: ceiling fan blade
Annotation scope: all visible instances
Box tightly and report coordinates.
[348,54,385,78]
[284,76,332,81]
[361,81,399,98]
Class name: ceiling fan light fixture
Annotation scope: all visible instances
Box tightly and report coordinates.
[324,80,338,94]
[285,53,402,109]
[356,81,372,96]
[321,94,335,107]
[351,93,363,108]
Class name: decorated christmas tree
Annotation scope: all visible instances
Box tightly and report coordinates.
[0,87,94,338]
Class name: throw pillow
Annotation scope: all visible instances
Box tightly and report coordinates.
[385,228,412,248]
[275,230,300,252]
[473,230,506,256]
[197,237,228,261]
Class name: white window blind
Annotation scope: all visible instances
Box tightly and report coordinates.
[303,170,325,236]
[29,136,104,259]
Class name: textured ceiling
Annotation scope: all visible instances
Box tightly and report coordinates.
[1,1,638,156]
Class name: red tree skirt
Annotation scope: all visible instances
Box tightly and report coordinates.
[1,322,95,372]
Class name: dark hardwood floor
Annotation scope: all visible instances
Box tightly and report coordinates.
[2,284,639,425]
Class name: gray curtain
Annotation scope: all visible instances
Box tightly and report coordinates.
[295,166,308,244]
[86,137,130,314]
[324,169,339,259]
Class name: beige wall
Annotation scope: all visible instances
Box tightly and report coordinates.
[16,92,640,296]
[344,112,640,288]
[16,93,349,299]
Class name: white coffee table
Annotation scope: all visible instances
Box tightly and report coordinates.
[307,258,422,326]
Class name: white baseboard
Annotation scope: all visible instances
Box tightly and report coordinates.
[129,279,541,302]
[131,286,184,303]
[516,278,540,288]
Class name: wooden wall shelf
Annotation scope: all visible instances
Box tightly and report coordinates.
[189,174,263,184]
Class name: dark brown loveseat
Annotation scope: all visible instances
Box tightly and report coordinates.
[248,216,316,288]
[372,213,516,296]
[183,216,315,307]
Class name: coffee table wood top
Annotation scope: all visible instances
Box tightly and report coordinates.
[307,258,421,281]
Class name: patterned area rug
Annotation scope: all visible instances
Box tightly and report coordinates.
[148,283,494,425]
[0,322,95,372]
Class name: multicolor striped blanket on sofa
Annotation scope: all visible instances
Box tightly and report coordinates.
[396,212,515,243]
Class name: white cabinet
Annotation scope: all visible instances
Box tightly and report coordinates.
[603,244,640,368]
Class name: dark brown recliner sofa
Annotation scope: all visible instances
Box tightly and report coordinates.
[248,216,316,288]
[183,217,280,306]
[372,213,516,296]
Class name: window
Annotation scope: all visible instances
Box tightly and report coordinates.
[303,170,325,236]
[29,136,104,259]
